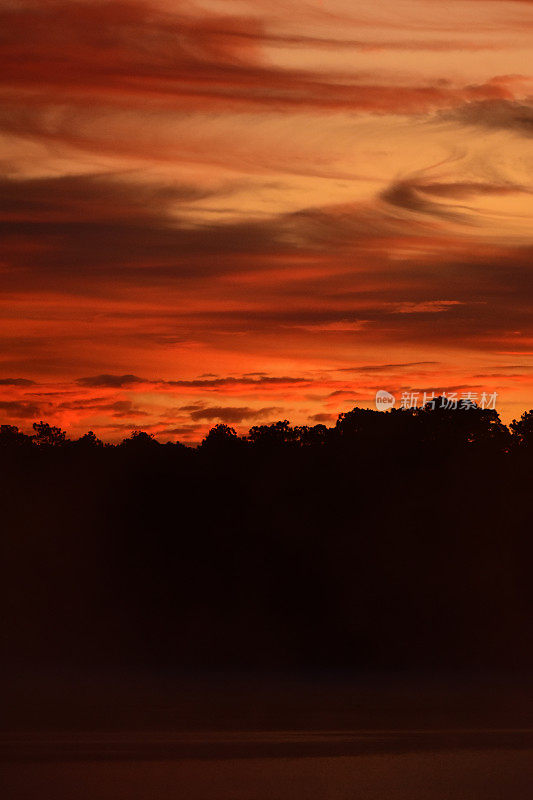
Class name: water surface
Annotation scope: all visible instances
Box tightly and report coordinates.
[2,730,533,799]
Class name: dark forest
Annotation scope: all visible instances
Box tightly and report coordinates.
[3,400,533,674]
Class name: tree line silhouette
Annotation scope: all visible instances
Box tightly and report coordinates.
[2,399,533,673]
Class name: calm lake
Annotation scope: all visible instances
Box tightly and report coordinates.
[2,730,533,799]
[3,674,533,798]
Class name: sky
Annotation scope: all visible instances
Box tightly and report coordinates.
[2,0,533,441]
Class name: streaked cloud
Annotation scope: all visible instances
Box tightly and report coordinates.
[1,0,532,436]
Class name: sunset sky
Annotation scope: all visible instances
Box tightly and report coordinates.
[2,0,533,441]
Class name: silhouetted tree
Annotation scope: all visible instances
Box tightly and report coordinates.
[415,397,510,452]
[74,430,103,448]
[510,409,533,449]
[32,420,68,447]
[200,423,242,451]
[335,407,387,438]
[120,430,159,449]
[0,424,32,448]
[248,420,297,447]
[294,424,329,447]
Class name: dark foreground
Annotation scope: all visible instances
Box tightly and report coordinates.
[3,673,533,799]
[4,404,533,674]
[3,732,533,800]
[3,404,533,796]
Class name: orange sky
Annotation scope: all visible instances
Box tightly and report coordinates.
[2,0,533,441]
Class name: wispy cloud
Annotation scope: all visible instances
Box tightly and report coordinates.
[1,0,533,434]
